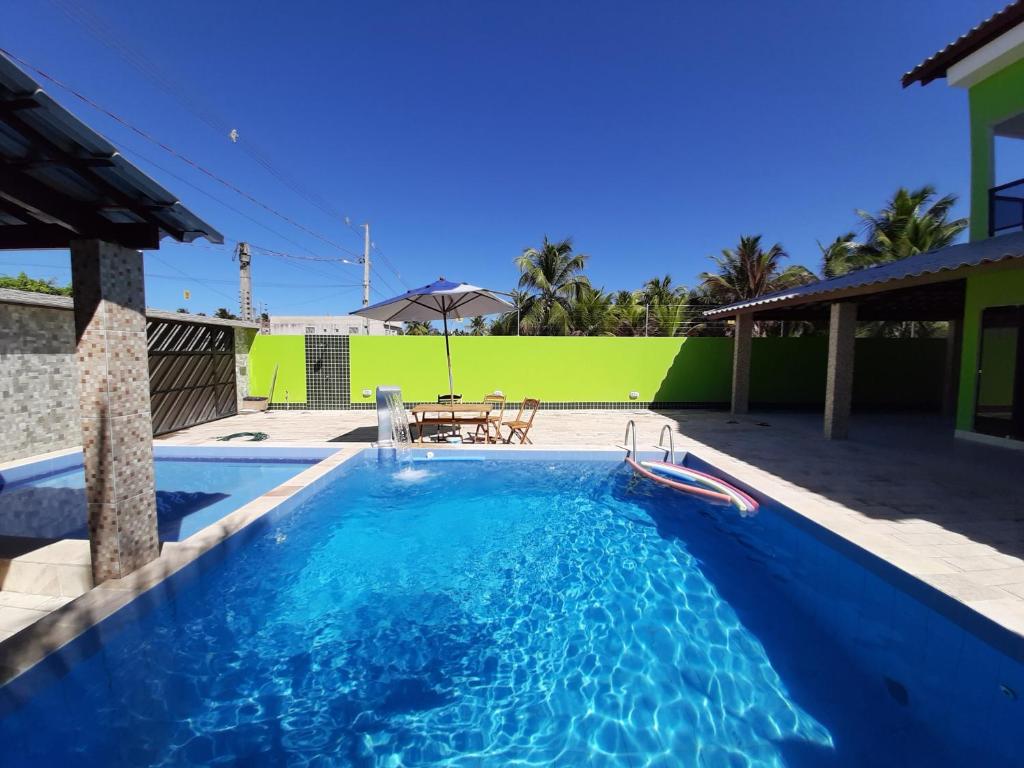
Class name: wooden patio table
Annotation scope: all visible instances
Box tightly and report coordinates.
[409,403,494,443]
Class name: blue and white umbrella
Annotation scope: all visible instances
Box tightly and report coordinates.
[352,278,512,399]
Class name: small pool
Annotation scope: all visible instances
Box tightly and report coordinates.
[0,450,1021,766]
[0,447,333,542]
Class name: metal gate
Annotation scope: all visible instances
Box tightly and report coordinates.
[147,318,237,435]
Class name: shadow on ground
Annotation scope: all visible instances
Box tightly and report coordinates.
[652,409,1024,562]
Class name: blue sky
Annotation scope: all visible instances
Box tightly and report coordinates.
[0,1,1000,316]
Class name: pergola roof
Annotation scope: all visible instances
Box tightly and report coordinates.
[0,52,222,250]
[902,0,1024,87]
[704,231,1024,321]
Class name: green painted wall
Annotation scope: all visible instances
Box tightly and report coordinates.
[968,57,1024,240]
[349,337,733,404]
[350,336,947,408]
[247,334,948,409]
[956,267,1024,430]
[248,335,306,404]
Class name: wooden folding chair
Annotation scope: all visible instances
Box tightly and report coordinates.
[471,394,506,444]
[503,398,540,444]
[432,393,463,440]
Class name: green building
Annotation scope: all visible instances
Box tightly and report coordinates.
[707,2,1024,447]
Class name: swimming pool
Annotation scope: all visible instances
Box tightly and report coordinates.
[0,446,333,542]
[0,450,1020,766]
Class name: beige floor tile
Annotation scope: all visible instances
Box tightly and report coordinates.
[0,606,50,634]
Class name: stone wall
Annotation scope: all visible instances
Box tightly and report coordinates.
[0,291,259,464]
[0,302,81,463]
[234,327,257,404]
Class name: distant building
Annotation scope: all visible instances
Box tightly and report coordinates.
[265,314,401,336]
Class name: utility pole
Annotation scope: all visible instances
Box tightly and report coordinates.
[236,242,253,322]
[361,223,371,335]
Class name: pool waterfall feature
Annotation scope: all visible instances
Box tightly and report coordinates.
[375,386,413,463]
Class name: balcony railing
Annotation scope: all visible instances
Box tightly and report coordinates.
[989,177,1024,236]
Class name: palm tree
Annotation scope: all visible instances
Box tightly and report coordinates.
[515,237,591,335]
[698,235,817,306]
[640,274,685,306]
[468,316,488,336]
[403,320,434,336]
[822,186,967,277]
[696,235,816,337]
[489,290,527,336]
[650,300,692,337]
[611,291,647,336]
[818,232,858,279]
[569,286,617,336]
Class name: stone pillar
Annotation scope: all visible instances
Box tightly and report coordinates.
[824,302,857,440]
[70,239,159,583]
[729,313,753,415]
[731,313,753,414]
[942,318,962,418]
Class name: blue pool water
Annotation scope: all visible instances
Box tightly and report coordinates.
[0,457,316,541]
[1,454,1021,766]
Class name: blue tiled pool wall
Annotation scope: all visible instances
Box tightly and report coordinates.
[0,446,341,542]
[681,452,1024,764]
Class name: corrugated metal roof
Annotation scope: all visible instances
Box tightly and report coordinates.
[0,287,257,328]
[703,231,1024,317]
[902,1,1024,87]
[0,52,222,248]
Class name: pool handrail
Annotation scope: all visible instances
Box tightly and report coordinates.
[623,420,637,459]
[657,425,675,464]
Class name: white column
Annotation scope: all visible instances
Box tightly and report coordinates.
[824,302,857,440]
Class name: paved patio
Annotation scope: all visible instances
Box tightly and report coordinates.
[157,407,1024,635]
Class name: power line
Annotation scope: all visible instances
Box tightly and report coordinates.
[49,0,366,237]
[120,145,332,260]
[144,252,239,304]
[43,1,412,288]
[0,47,365,261]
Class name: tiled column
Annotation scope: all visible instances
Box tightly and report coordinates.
[70,239,159,583]
[824,302,857,440]
[731,313,753,414]
[942,318,962,417]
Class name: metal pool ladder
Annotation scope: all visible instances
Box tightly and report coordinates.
[657,424,675,463]
[620,419,637,458]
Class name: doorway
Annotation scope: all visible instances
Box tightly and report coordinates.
[974,305,1024,440]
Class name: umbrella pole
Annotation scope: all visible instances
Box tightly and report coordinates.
[443,310,456,440]
[442,310,455,400]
